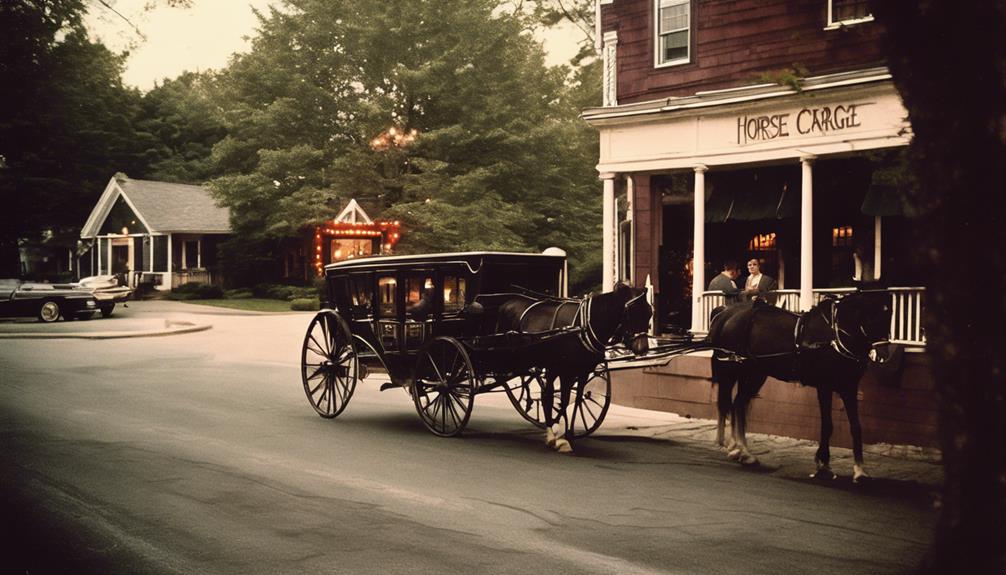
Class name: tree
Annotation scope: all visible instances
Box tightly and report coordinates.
[210,0,604,289]
[0,1,149,274]
[871,2,1006,573]
[136,71,227,183]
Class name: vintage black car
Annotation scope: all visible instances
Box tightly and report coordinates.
[0,279,98,322]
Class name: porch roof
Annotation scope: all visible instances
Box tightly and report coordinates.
[81,175,231,238]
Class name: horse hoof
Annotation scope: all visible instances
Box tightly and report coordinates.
[811,467,836,480]
[739,453,759,466]
[546,428,556,448]
[853,466,871,484]
[555,438,573,454]
[727,448,742,461]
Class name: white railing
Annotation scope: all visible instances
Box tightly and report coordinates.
[697,287,926,347]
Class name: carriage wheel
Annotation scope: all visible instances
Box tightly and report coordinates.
[412,336,476,437]
[301,311,358,418]
[504,369,549,429]
[566,363,612,438]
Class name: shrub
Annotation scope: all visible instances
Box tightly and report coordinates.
[252,283,317,301]
[252,283,296,300]
[225,288,253,299]
[290,298,320,311]
[167,283,224,300]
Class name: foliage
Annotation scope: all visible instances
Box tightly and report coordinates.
[872,2,1006,572]
[164,282,224,299]
[0,1,151,272]
[289,298,320,311]
[208,0,604,288]
[135,71,227,183]
[251,283,316,301]
[179,297,293,312]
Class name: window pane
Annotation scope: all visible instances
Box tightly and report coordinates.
[378,276,397,317]
[406,275,433,319]
[660,3,688,32]
[833,0,871,22]
[663,30,688,61]
[443,275,466,314]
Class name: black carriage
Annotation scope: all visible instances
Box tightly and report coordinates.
[299,251,616,437]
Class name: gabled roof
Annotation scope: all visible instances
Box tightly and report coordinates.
[81,175,231,238]
[334,199,373,224]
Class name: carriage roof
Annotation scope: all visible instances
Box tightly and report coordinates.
[323,251,565,276]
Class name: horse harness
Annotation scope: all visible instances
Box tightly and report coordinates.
[720,298,867,366]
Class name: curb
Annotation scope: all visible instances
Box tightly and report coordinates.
[0,320,212,340]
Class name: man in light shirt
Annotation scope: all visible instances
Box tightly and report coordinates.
[742,258,778,304]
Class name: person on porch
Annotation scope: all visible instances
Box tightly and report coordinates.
[708,260,742,304]
[742,258,778,304]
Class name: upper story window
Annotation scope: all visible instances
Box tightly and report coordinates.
[827,0,873,28]
[656,0,691,67]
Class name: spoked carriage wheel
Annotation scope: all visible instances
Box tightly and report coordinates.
[566,363,612,438]
[301,311,358,418]
[504,364,611,438]
[412,336,476,437]
[504,369,549,429]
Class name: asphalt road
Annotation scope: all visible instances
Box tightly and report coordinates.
[0,303,937,574]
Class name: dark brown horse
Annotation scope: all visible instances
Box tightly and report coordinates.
[497,283,651,452]
[709,292,892,481]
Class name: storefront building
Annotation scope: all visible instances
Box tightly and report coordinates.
[284,199,402,281]
[585,0,935,448]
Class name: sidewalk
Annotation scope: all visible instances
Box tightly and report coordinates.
[598,402,944,489]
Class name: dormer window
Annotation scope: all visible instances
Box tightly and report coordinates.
[827,0,873,28]
[656,0,691,67]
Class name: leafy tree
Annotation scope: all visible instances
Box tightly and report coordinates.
[0,0,150,274]
[872,2,1006,573]
[135,71,227,183]
[210,0,604,289]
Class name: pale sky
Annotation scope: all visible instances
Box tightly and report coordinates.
[85,0,583,92]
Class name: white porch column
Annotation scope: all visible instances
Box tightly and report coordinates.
[167,233,173,289]
[874,215,882,280]
[691,165,707,333]
[800,155,816,311]
[601,172,617,292]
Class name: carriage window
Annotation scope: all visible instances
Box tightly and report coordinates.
[349,275,373,316]
[378,276,397,317]
[406,275,434,319]
[443,275,466,314]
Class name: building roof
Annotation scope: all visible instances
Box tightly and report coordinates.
[81,175,231,238]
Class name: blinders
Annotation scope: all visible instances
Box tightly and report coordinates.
[831,291,893,363]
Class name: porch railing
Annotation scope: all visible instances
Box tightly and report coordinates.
[696,287,926,347]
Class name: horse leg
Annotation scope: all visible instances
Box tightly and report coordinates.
[713,355,734,449]
[812,385,837,480]
[552,374,574,454]
[542,371,559,449]
[731,373,764,466]
[839,386,869,483]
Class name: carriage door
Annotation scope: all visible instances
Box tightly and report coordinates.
[346,272,379,350]
[404,271,434,351]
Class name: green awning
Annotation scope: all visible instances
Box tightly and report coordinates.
[705,185,798,223]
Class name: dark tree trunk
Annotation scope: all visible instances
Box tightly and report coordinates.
[871,2,1006,573]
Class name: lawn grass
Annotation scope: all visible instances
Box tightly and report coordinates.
[181,298,303,313]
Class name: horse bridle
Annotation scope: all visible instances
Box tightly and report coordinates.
[822,296,890,363]
[576,290,649,355]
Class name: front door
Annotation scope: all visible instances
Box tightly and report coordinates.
[112,245,130,274]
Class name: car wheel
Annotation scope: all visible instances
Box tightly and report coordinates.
[39,300,61,323]
[100,304,115,318]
